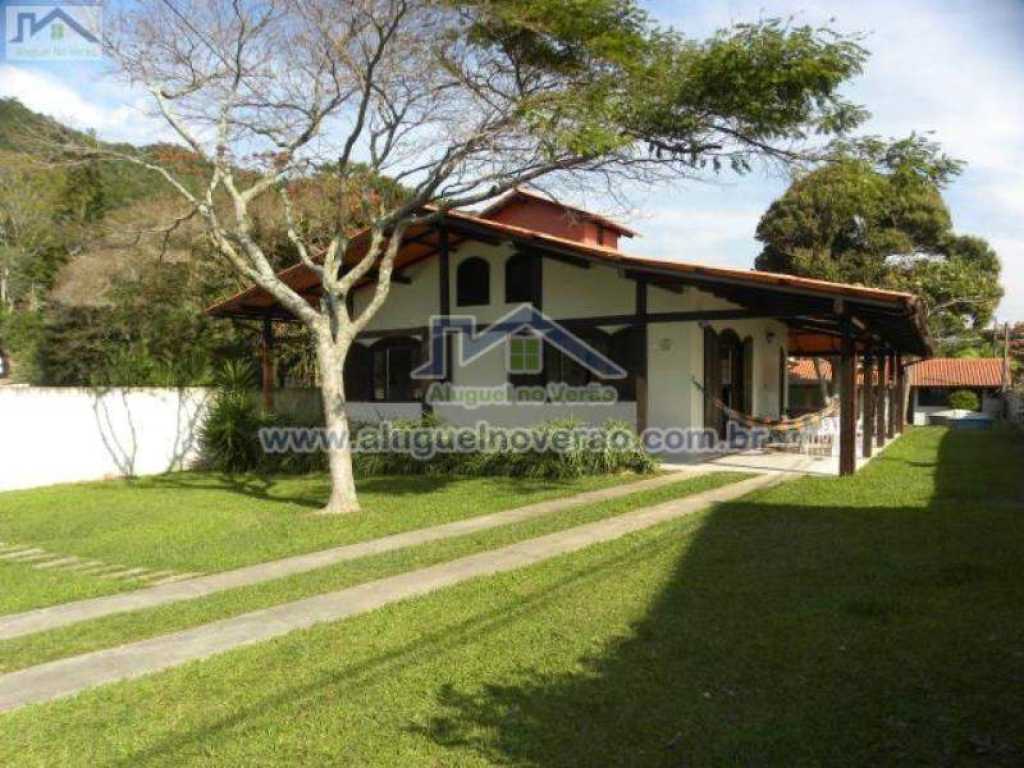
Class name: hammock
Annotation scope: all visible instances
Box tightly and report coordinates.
[691,377,839,431]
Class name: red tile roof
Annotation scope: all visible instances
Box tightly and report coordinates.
[789,356,1008,389]
[477,187,637,237]
[788,359,868,384]
[206,203,931,355]
[906,358,1006,388]
[789,359,834,382]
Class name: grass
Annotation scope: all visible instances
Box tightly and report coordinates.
[0,472,749,675]
[1,427,1022,766]
[0,471,639,615]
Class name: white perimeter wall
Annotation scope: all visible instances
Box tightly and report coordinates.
[0,387,213,493]
[0,387,429,493]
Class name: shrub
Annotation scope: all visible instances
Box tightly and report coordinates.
[199,361,322,474]
[352,416,655,480]
[199,393,656,480]
[198,390,271,473]
[948,389,980,411]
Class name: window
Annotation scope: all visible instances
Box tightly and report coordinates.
[545,329,613,389]
[608,327,640,401]
[344,343,373,401]
[508,335,543,374]
[505,252,540,304]
[371,337,422,401]
[917,387,950,407]
[456,257,490,307]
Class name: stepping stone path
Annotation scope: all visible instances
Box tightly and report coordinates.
[0,541,199,588]
[0,471,789,713]
[0,471,709,642]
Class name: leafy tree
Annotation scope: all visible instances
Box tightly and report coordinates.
[57,159,108,224]
[0,151,67,311]
[948,390,980,411]
[755,135,1002,348]
[54,1,871,513]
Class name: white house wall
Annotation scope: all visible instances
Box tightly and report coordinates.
[345,239,789,429]
[351,255,440,331]
[542,257,633,317]
[647,320,700,432]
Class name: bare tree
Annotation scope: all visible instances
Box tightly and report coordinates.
[47,0,868,512]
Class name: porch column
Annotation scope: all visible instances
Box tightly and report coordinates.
[635,280,649,434]
[839,324,857,476]
[876,352,887,449]
[260,317,275,412]
[887,352,897,439]
[862,352,875,459]
[438,220,452,385]
[895,353,906,433]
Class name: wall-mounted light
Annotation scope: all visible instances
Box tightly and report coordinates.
[766,330,776,344]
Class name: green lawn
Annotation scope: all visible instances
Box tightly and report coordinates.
[0,471,748,675]
[1,427,1022,766]
[0,472,639,615]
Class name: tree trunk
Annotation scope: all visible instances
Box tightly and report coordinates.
[316,331,360,515]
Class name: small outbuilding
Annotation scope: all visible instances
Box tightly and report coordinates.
[906,358,1008,424]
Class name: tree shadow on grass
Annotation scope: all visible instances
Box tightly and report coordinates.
[110,531,677,768]
[414,428,1024,766]
[141,472,324,509]
[138,470,617,512]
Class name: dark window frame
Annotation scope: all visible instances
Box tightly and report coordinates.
[370,336,423,402]
[504,252,540,305]
[456,257,491,307]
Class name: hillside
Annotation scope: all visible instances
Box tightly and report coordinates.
[0,97,210,212]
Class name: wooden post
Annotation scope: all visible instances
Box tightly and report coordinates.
[635,280,649,435]
[260,317,275,413]
[887,352,897,439]
[839,324,857,476]
[895,353,905,433]
[438,220,452,384]
[874,353,885,449]
[862,352,875,459]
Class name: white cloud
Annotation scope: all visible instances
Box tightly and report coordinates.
[0,65,173,145]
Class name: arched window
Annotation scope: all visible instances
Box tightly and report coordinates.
[504,252,540,305]
[456,257,490,307]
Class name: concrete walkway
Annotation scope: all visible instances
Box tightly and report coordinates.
[0,471,711,642]
[662,433,903,477]
[0,471,784,713]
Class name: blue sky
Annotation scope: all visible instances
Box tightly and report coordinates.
[1,0,1021,322]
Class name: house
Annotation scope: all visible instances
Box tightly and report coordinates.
[208,190,931,474]
[906,358,1007,424]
